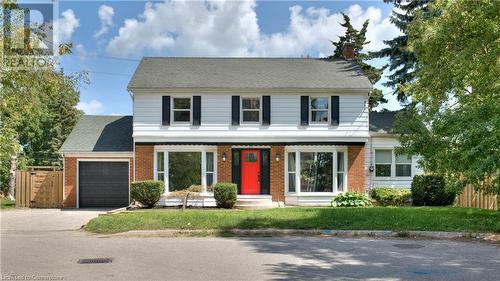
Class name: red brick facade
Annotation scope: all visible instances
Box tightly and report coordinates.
[135,144,154,181]
[63,156,133,208]
[217,145,232,183]
[347,145,365,193]
[270,145,285,202]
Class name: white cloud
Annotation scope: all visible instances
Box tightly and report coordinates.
[77,99,103,115]
[94,5,115,38]
[54,9,79,45]
[106,1,400,58]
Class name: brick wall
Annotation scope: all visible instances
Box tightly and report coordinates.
[135,144,154,181]
[348,145,365,193]
[270,145,285,202]
[63,157,133,208]
[217,145,232,183]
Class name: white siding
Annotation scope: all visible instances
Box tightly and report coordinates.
[133,91,369,143]
[365,136,424,190]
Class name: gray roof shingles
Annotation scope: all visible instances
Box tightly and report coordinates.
[128,57,372,90]
[59,115,133,153]
[369,111,397,134]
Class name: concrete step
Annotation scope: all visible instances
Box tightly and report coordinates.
[234,198,275,209]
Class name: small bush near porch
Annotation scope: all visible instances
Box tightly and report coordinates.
[86,207,500,234]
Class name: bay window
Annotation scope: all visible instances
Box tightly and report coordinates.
[154,147,217,193]
[286,148,347,194]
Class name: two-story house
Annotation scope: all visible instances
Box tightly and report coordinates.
[59,54,422,208]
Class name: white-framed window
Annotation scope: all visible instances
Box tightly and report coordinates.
[172,97,191,123]
[310,97,329,123]
[241,97,260,123]
[154,146,217,193]
[285,147,347,194]
[375,150,392,177]
[374,149,412,178]
[395,153,412,177]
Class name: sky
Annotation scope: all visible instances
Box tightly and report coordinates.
[51,0,403,115]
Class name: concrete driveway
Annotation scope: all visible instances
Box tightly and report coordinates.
[1,209,499,281]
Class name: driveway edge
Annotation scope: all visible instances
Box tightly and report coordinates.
[96,229,499,241]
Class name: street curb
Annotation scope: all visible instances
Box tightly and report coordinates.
[97,229,498,241]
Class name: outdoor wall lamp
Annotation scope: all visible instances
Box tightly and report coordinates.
[275,153,281,162]
[369,165,374,172]
[222,153,227,161]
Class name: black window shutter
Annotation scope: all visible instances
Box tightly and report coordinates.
[231,96,240,125]
[232,150,241,194]
[162,96,170,126]
[300,96,309,125]
[262,96,271,126]
[192,96,201,126]
[331,96,340,126]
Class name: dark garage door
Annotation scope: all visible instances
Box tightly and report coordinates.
[79,161,129,208]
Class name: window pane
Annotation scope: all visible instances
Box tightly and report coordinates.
[337,173,344,192]
[242,111,259,122]
[244,153,258,162]
[337,152,344,172]
[206,173,214,187]
[375,164,391,177]
[375,150,392,163]
[206,152,214,172]
[396,164,411,177]
[174,111,190,122]
[288,173,296,192]
[311,111,328,123]
[287,153,296,172]
[300,152,333,192]
[157,152,164,171]
[174,98,190,109]
[169,152,201,191]
[242,98,260,109]
[395,153,411,164]
[311,98,328,109]
[157,172,165,182]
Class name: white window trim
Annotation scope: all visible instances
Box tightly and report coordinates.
[154,145,217,195]
[240,96,262,124]
[374,148,413,180]
[284,146,347,196]
[171,96,192,125]
[309,96,330,124]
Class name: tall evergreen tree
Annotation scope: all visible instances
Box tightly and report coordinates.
[330,13,386,110]
[370,0,430,102]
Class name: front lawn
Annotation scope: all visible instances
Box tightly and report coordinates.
[85,207,500,234]
[0,198,15,210]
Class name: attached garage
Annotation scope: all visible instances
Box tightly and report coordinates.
[59,115,134,208]
[78,161,130,208]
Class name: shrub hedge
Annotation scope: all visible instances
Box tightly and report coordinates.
[370,187,411,206]
[411,174,455,206]
[332,192,372,207]
[130,180,165,208]
[214,182,237,209]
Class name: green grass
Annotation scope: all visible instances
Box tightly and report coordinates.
[85,207,500,234]
[0,198,15,209]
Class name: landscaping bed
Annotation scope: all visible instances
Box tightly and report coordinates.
[85,207,500,234]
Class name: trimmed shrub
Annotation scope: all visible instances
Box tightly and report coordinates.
[370,187,411,206]
[130,180,165,208]
[214,182,238,209]
[214,182,237,209]
[411,174,455,206]
[332,192,372,207]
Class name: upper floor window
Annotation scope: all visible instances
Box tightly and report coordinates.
[241,97,260,123]
[310,97,329,123]
[173,97,191,123]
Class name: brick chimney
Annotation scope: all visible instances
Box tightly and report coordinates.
[342,42,355,60]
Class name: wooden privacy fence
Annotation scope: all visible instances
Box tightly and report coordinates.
[456,185,498,210]
[16,168,63,208]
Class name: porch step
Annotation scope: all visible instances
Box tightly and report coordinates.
[235,197,275,209]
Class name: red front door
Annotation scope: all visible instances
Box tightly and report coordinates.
[241,150,261,195]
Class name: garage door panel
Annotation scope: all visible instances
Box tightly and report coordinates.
[79,161,129,208]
